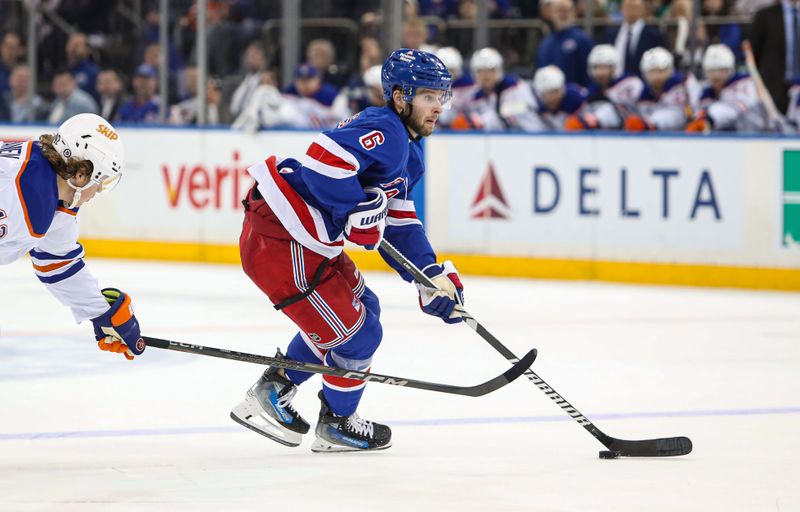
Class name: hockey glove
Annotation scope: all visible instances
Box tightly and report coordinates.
[91,288,145,361]
[686,110,712,133]
[624,114,654,132]
[564,114,598,131]
[344,187,388,250]
[416,261,465,324]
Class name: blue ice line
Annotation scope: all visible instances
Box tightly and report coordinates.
[1,407,798,441]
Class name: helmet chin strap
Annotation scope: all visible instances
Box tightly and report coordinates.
[65,178,95,209]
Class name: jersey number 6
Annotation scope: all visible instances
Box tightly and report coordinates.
[358,130,385,151]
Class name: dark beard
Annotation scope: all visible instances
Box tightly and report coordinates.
[400,104,433,136]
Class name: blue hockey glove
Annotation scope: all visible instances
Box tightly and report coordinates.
[91,288,145,361]
[416,261,464,324]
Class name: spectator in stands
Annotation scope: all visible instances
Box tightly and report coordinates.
[533,65,589,130]
[601,0,667,77]
[699,0,742,56]
[306,39,347,89]
[5,65,47,123]
[96,69,127,122]
[359,37,383,75]
[170,75,223,125]
[419,0,461,18]
[230,42,268,119]
[787,77,800,129]
[118,64,161,124]
[48,69,98,125]
[0,32,23,95]
[535,0,594,87]
[65,32,100,100]
[332,65,384,119]
[285,63,338,111]
[463,47,540,130]
[749,0,800,114]
[142,42,181,104]
[403,17,431,51]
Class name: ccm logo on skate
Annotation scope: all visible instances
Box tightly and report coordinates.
[342,372,408,386]
[358,131,384,151]
[136,338,146,352]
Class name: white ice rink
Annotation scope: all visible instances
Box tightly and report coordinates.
[1,258,799,512]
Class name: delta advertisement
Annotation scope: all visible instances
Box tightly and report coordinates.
[425,134,800,269]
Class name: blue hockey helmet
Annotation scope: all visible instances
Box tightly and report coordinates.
[381,48,453,106]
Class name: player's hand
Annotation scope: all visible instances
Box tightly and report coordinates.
[416,261,464,324]
[624,114,654,132]
[686,111,710,133]
[91,288,145,361]
[564,114,598,131]
[344,187,388,250]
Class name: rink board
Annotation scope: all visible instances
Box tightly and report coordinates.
[1,125,799,290]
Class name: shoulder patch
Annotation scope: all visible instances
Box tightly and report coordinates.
[358,130,385,151]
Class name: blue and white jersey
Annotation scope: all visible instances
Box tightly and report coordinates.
[463,75,540,131]
[0,140,108,322]
[533,83,588,130]
[586,74,644,128]
[697,72,762,131]
[636,72,700,130]
[247,105,435,280]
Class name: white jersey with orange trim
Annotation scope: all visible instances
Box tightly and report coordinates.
[0,140,108,322]
[635,72,700,130]
[697,73,764,131]
[463,75,540,131]
[586,75,644,129]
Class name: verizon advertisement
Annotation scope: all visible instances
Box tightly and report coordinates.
[0,126,316,244]
[425,134,799,268]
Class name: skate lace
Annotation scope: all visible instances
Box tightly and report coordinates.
[276,385,298,411]
[345,413,374,438]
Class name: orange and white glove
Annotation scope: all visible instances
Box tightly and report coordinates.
[91,288,145,361]
[624,114,655,132]
[686,111,711,133]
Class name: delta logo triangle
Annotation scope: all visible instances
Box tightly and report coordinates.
[470,162,511,219]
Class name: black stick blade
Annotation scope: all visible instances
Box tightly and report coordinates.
[608,436,693,457]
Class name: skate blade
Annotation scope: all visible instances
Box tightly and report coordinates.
[310,437,392,453]
[230,399,303,448]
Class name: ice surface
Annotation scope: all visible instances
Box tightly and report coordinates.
[1,258,799,511]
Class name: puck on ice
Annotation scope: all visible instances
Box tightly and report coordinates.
[599,450,621,459]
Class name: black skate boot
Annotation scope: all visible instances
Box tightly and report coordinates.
[310,390,392,453]
[230,350,310,447]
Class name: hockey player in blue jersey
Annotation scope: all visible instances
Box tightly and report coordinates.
[230,49,464,452]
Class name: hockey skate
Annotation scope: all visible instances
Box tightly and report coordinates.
[310,390,392,453]
[230,351,310,447]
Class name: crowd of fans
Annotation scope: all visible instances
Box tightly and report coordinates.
[0,0,798,132]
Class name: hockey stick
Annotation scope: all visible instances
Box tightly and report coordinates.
[143,336,536,398]
[741,40,791,133]
[379,240,692,457]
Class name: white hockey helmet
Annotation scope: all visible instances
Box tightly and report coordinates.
[533,65,566,96]
[363,64,382,88]
[436,46,464,78]
[588,44,618,70]
[702,44,735,73]
[53,113,124,206]
[640,47,674,74]
[470,47,503,72]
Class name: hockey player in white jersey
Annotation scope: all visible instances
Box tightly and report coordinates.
[686,44,763,132]
[0,113,144,360]
[434,46,476,129]
[573,44,643,130]
[461,47,540,131]
[625,47,700,131]
[532,65,589,131]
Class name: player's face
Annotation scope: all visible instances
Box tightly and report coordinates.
[475,68,499,92]
[590,65,614,87]
[645,68,671,90]
[707,68,730,91]
[69,171,101,207]
[409,87,450,136]
[542,88,565,111]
